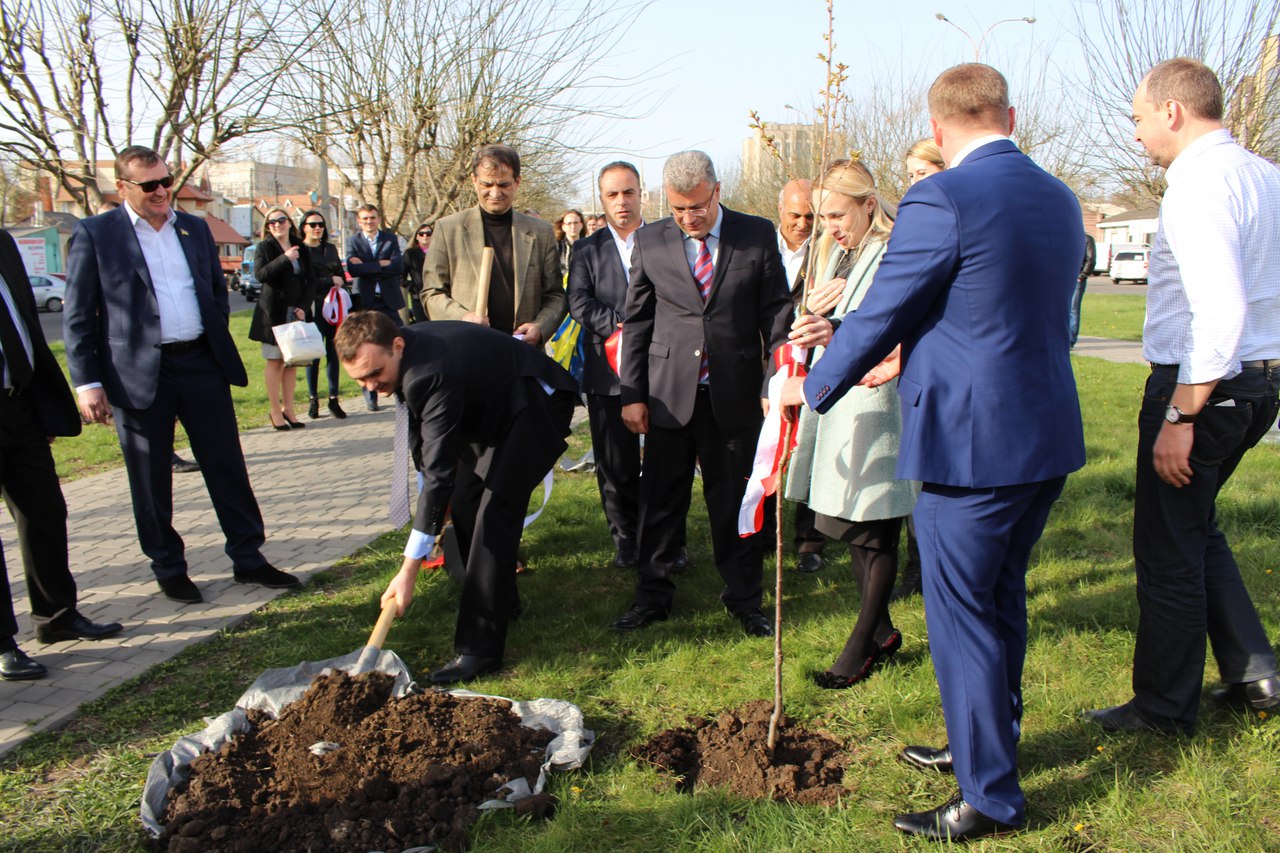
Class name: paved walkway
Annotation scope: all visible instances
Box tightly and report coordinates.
[0,335,1196,757]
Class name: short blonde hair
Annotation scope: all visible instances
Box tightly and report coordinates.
[928,63,1009,128]
[906,138,945,171]
[812,159,894,255]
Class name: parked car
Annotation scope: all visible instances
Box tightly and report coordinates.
[30,272,67,312]
[240,274,261,302]
[1110,250,1149,284]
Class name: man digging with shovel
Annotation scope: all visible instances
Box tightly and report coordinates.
[335,311,577,684]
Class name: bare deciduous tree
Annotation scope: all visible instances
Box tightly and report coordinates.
[0,0,324,215]
[1074,0,1280,203]
[278,0,647,232]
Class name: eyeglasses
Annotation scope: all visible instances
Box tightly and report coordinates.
[416,230,432,237]
[267,217,291,226]
[304,221,325,228]
[670,187,717,219]
[121,175,175,193]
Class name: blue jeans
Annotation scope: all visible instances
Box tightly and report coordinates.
[1131,364,1280,731]
[1067,276,1087,347]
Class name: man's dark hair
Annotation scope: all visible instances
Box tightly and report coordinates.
[1145,57,1224,121]
[115,145,163,181]
[356,203,380,216]
[598,160,640,188]
[334,310,402,362]
[472,144,521,180]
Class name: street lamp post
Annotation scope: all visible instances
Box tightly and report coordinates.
[934,12,1035,61]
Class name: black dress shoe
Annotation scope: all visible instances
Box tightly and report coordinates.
[0,647,47,681]
[1211,675,1280,711]
[157,574,203,604]
[670,548,689,573]
[795,553,824,574]
[428,654,502,685]
[234,564,301,589]
[612,548,638,569]
[893,791,1019,842]
[171,454,200,474]
[611,605,668,632]
[36,614,124,644]
[899,743,953,774]
[739,609,774,637]
[1082,701,1183,735]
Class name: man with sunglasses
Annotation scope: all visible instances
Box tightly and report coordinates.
[612,150,792,637]
[64,145,298,605]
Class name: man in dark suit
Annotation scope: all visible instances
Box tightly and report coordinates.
[782,65,1085,841]
[0,231,122,680]
[613,150,792,637]
[64,145,298,605]
[345,203,405,410]
[566,161,645,569]
[335,311,577,684]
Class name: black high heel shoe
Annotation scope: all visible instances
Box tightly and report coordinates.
[282,413,305,429]
[879,629,903,659]
[269,415,290,432]
[814,630,903,690]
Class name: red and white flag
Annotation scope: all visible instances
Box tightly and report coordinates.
[738,343,807,537]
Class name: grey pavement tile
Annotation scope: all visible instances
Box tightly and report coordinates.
[5,701,61,725]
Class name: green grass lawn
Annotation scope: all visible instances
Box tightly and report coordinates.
[1078,292,1146,342]
[48,309,364,481]
[3,356,1278,851]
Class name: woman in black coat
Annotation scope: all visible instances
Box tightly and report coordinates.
[250,207,310,430]
[298,208,348,419]
[402,222,432,324]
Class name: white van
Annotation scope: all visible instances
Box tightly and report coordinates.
[1095,242,1149,275]
[1110,250,1149,284]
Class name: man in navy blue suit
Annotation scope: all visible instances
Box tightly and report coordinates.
[345,203,405,411]
[782,64,1085,841]
[64,146,298,605]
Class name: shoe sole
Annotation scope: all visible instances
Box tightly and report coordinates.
[162,592,203,604]
[0,670,47,681]
[36,627,124,644]
[234,578,300,589]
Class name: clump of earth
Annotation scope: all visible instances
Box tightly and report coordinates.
[158,670,555,852]
[631,699,849,805]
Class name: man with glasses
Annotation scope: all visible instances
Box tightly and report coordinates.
[346,204,406,409]
[64,145,298,604]
[612,150,792,637]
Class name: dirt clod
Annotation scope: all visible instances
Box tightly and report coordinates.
[158,670,555,852]
[631,700,849,805]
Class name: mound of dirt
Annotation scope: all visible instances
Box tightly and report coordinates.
[630,700,849,805]
[158,671,555,852]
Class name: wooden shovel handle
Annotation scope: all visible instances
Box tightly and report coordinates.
[474,246,494,319]
[366,599,398,651]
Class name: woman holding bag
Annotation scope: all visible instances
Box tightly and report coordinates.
[298,209,348,420]
[250,208,310,430]
[785,159,918,689]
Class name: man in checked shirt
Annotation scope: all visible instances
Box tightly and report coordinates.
[1086,58,1280,734]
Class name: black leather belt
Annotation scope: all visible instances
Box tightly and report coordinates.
[159,334,206,355]
[1152,359,1280,371]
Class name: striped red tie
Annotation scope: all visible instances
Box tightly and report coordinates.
[694,238,712,382]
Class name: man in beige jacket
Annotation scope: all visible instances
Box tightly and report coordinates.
[421,144,566,346]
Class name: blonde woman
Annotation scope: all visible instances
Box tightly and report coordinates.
[250,208,309,430]
[785,160,918,689]
[905,137,945,186]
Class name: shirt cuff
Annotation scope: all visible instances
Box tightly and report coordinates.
[403,529,436,561]
[75,382,104,394]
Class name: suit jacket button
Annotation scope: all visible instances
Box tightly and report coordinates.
[693,348,701,357]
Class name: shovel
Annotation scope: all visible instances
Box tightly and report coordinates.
[353,599,399,673]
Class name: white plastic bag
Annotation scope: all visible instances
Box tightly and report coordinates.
[272,320,326,366]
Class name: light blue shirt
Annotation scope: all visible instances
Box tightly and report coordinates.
[0,270,34,389]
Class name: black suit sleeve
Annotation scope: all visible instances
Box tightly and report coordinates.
[409,371,466,535]
[619,235,656,406]
[567,238,621,340]
[756,223,794,388]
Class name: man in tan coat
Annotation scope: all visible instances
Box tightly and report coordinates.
[421,144,566,346]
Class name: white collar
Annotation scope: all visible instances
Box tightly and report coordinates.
[949,134,1011,168]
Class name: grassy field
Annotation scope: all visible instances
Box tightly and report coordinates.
[1078,292,1146,342]
[3,355,1278,852]
[48,309,363,481]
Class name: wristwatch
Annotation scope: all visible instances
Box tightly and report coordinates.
[1165,404,1197,425]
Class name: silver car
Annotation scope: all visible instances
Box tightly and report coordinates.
[30,272,67,312]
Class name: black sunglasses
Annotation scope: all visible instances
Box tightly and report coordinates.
[417,230,432,237]
[122,175,175,193]
[267,216,291,226]
[304,221,326,228]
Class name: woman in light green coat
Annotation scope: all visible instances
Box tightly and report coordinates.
[785,159,919,689]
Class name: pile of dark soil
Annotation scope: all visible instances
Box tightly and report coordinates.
[630,699,849,805]
[158,670,555,852]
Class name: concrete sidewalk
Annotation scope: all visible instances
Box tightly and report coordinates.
[0,402,399,756]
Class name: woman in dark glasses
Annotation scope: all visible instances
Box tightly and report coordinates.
[298,209,348,419]
[249,208,309,430]
[403,223,433,324]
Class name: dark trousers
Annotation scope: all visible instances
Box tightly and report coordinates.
[451,389,575,657]
[916,475,1066,827]
[587,393,640,552]
[305,315,340,399]
[633,388,763,616]
[1131,364,1280,731]
[0,391,76,643]
[1068,275,1088,347]
[113,343,267,579]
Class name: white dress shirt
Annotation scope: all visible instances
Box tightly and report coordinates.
[1142,128,1280,383]
[123,201,204,344]
[949,134,1011,168]
[0,271,35,389]
[606,221,643,284]
[776,230,809,290]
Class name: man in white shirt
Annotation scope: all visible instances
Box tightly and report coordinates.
[64,146,298,605]
[1086,58,1280,734]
